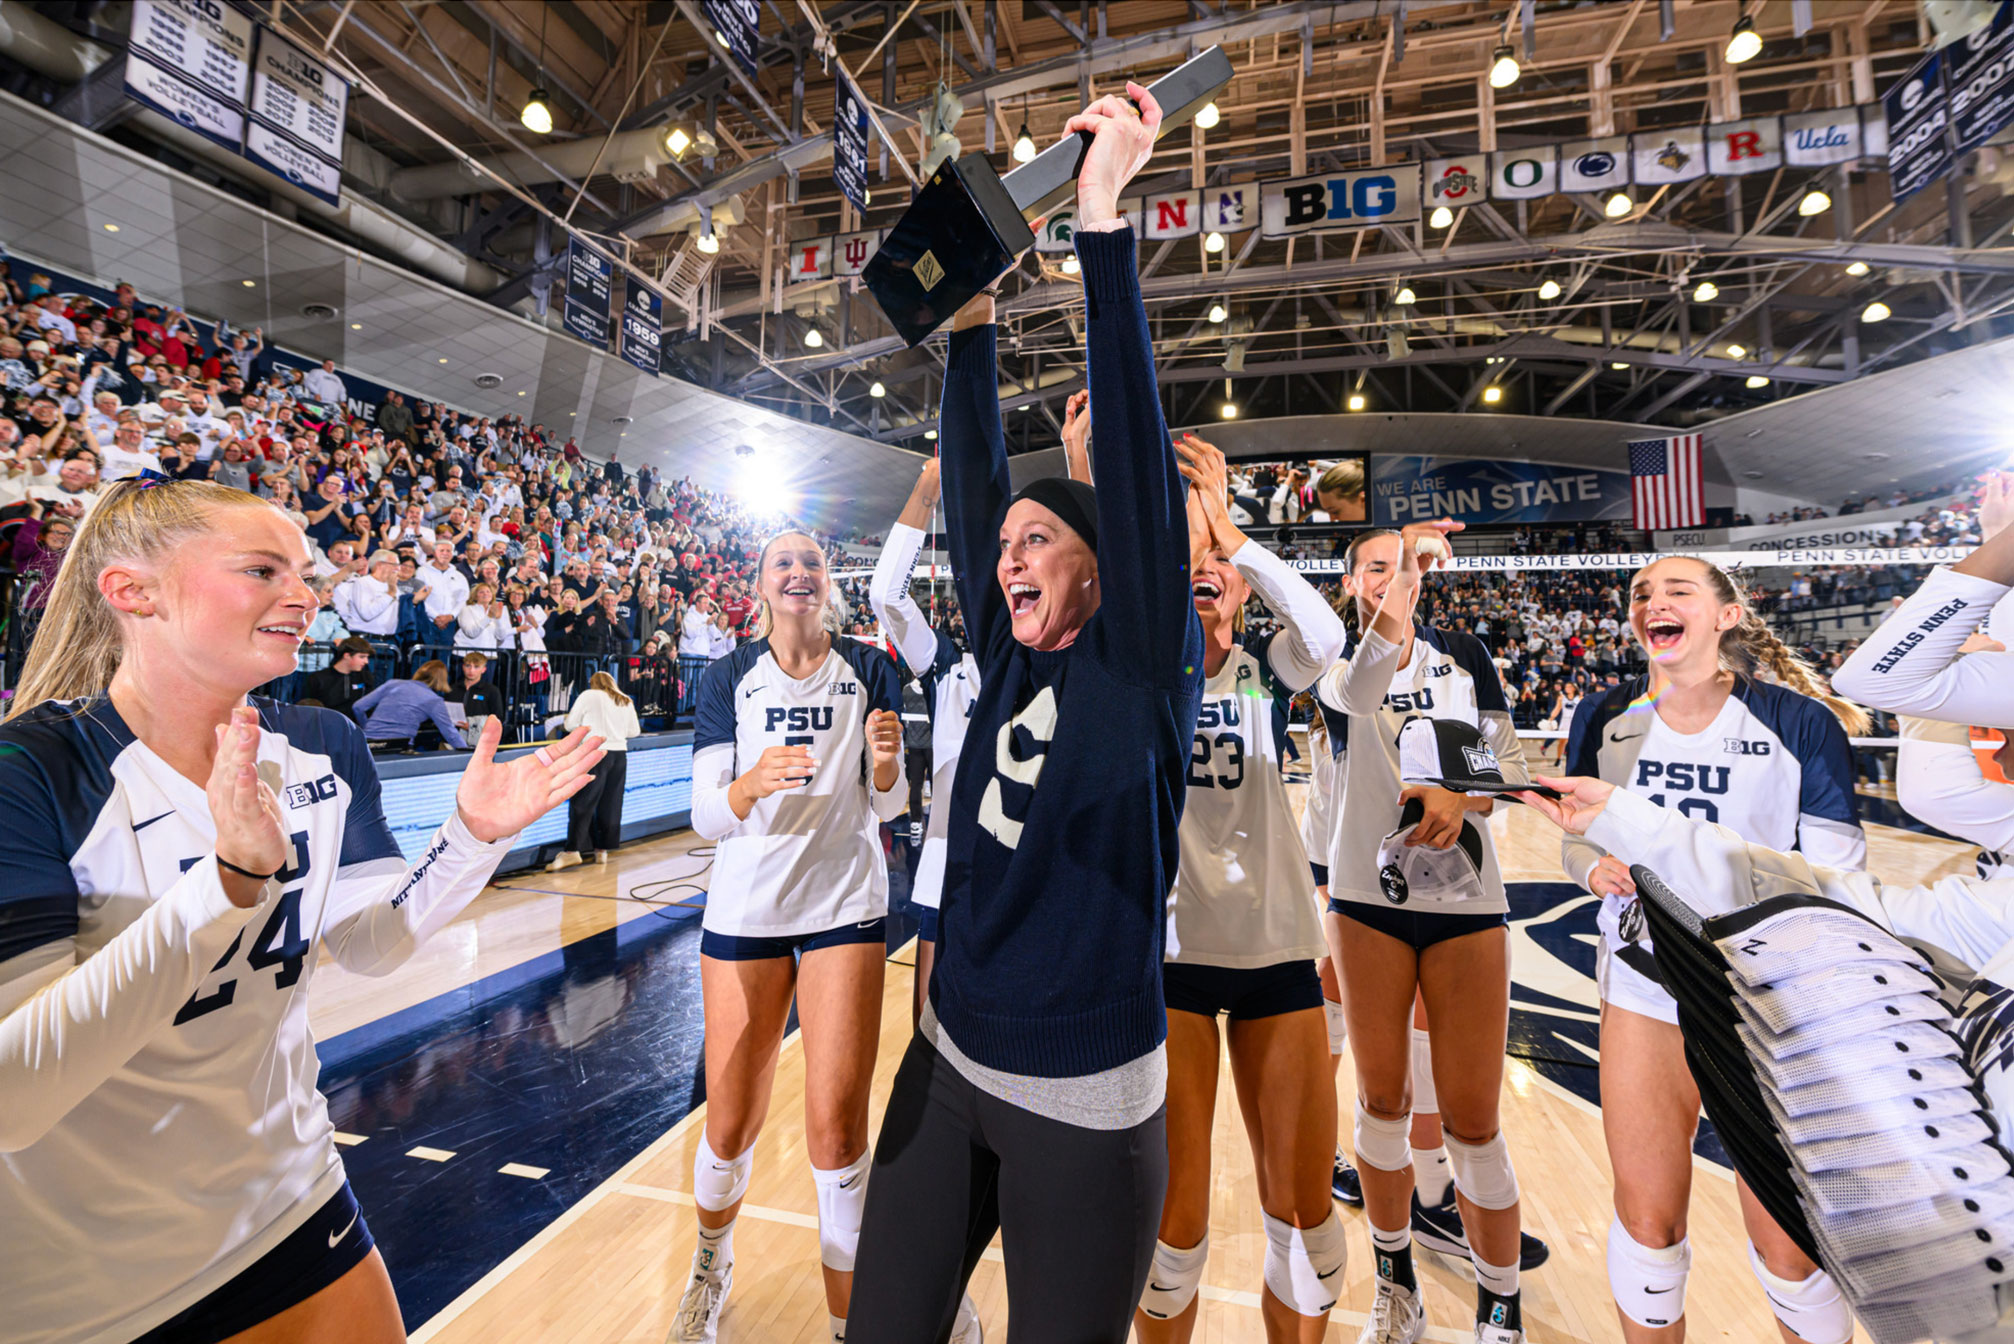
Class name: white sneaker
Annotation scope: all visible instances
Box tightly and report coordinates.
[547,851,583,872]
[949,1293,983,1344]
[595,850,610,864]
[1474,1320,1524,1344]
[1358,1280,1425,1344]
[668,1259,733,1342]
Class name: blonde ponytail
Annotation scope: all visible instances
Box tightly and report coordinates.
[9,480,281,720]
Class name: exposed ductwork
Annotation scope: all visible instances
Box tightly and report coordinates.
[388,128,680,203]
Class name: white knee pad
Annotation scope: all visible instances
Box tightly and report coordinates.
[1410,1026,1438,1115]
[1354,1101,1412,1173]
[694,1133,753,1212]
[1607,1217,1690,1329]
[810,1152,871,1272]
[1138,1236,1208,1320]
[1324,998,1347,1056]
[1444,1131,1519,1210]
[1748,1243,1852,1344]
[1263,1209,1347,1317]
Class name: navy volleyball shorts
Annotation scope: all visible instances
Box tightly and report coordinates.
[1163,959,1324,1021]
[701,916,888,961]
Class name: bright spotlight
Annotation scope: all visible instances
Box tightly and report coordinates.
[1394,285,1417,305]
[664,125,692,157]
[1220,402,1238,419]
[1845,261,1870,276]
[1012,122,1036,163]
[1347,393,1367,411]
[1204,231,1226,253]
[924,429,938,440]
[1745,375,1771,389]
[1610,361,1628,370]
[696,231,720,254]
[1429,205,1454,229]
[1725,343,1747,359]
[1195,101,1221,130]
[804,328,823,348]
[1481,385,1503,404]
[520,89,553,134]
[1726,15,1763,64]
[1604,190,1634,217]
[1208,303,1228,323]
[1061,254,1080,275]
[1489,44,1520,89]
[1693,280,1719,302]
[1798,188,1832,216]
[1538,278,1562,300]
[869,380,886,397]
[1862,299,1892,323]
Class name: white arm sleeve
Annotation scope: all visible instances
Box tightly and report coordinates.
[868,522,941,675]
[1316,626,1404,715]
[1561,832,1609,891]
[1232,540,1346,693]
[0,859,261,1153]
[869,737,908,823]
[1833,567,2014,724]
[1898,715,2014,858]
[689,742,742,840]
[320,811,515,977]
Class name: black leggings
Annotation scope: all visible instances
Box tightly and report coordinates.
[566,748,626,853]
[847,1034,1167,1343]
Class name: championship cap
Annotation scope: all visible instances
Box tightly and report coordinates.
[1373,796,1486,905]
[1396,717,1557,797]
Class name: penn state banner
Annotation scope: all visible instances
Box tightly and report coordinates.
[1559,137,1630,193]
[1371,455,1633,526]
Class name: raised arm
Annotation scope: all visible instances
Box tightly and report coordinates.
[1897,715,2014,860]
[869,461,948,675]
[940,305,1012,661]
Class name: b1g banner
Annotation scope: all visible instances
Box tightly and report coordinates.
[123,0,254,152]
[1949,0,2014,155]
[1260,164,1423,237]
[1372,455,1633,527]
[244,27,349,207]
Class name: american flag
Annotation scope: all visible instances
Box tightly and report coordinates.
[1628,433,1704,530]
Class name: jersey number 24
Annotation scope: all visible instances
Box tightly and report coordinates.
[175,831,314,1025]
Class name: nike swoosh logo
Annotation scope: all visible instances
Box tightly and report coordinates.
[1317,1264,1341,1280]
[856,920,878,929]
[132,812,174,832]
[1645,1285,1676,1294]
[840,1173,861,1189]
[1608,731,1640,743]
[744,687,761,698]
[328,1208,360,1248]
[1148,1282,1177,1293]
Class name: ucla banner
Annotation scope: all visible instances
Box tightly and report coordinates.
[1372,456,1633,527]
[1260,164,1423,237]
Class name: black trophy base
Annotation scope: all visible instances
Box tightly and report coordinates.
[862,153,1034,348]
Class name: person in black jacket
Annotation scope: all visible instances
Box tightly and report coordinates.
[847,82,1201,1343]
[301,637,374,719]
[458,652,504,735]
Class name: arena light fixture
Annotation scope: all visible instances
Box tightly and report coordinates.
[103,222,119,232]
[1862,299,1892,322]
[242,278,257,288]
[1537,278,1562,300]
[520,89,554,134]
[1429,205,1454,229]
[1208,302,1229,323]
[1798,187,1832,216]
[1726,343,1747,359]
[438,357,448,363]
[696,231,720,254]
[1204,230,1226,253]
[1220,402,1238,419]
[1693,279,1719,302]
[1845,260,1871,276]
[1347,393,1367,411]
[664,125,692,157]
[1746,374,1771,389]
[1726,14,1763,64]
[1611,361,1629,370]
[1481,385,1503,404]
[1604,190,1634,218]
[1061,254,1080,275]
[1017,404,1032,412]
[1012,122,1037,163]
[349,322,362,330]
[870,380,887,397]
[1488,44,1520,89]
[1393,285,1417,305]
[803,328,823,348]
[924,429,938,440]
[1195,101,1221,130]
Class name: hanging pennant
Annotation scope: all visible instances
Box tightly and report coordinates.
[1707,117,1784,175]
[1143,189,1203,239]
[1631,126,1709,184]
[831,230,882,277]
[1558,137,1631,193]
[1036,208,1078,253]
[1783,108,1864,165]
[1204,186,1249,232]
[1423,157,1490,208]
[1492,146,1557,200]
[787,236,832,282]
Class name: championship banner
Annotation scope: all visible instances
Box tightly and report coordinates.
[701,0,761,76]
[1260,164,1422,238]
[245,28,348,207]
[1492,147,1558,201]
[1424,157,1489,208]
[831,230,882,277]
[618,278,660,377]
[1949,0,2014,155]
[1559,137,1630,193]
[1632,126,1709,184]
[123,0,254,152]
[1707,117,1784,175]
[1204,186,1250,232]
[1035,208,1077,253]
[787,236,832,282]
[1784,108,1865,165]
[833,70,870,213]
[1885,49,1953,202]
[1143,189,1202,240]
[562,238,614,347]
[1371,455,1632,527]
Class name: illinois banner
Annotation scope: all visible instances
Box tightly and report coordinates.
[786,236,831,282]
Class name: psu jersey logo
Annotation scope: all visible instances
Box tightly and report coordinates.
[284,773,338,809]
[1724,738,1773,756]
[766,706,834,733]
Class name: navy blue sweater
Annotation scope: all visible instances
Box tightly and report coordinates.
[932,228,1202,1077]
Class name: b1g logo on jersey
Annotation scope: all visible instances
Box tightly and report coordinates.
[284,773,338,809]
[1724,739,1773,756]
[765,706,834,733]
[828,681,857,696]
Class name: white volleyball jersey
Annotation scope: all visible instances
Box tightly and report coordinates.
[0,697,513,1344]
[1316,624,1524,914]
[1168,634,1326,967]
[691,639,907,936]
[1564,676,1865,996]
[1300,721,1338,879]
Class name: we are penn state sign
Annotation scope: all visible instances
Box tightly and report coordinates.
[1261,164,1423,237]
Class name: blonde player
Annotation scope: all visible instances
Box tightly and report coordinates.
[0,479,603,1344]
[1134,436,1348,1342]
[1563,555,1866,1344]
[677,529,906,1343]
[1317,523,1533,1344]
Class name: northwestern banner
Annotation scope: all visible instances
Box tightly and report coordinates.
[562,238,614,347]
[1372,455,1633,527]
[619,278,661,377]
[1260,164,1422,238]
[833,70,870,212]
[1949,0,2014,154]
[702,0,761,76]
[123,0,254,152]
[1885,49,1952,202]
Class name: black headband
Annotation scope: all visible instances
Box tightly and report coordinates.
[1010,476,1098,552]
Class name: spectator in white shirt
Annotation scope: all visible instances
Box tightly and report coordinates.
[84,391,121,443]
[456,583,510,652]
[335,550,402,636]
[706,609,735,660]
[32,295,77,345]
[419,539,471,650]
[677,591,714,658]
[96,419,162,483]
[302,358,347,408]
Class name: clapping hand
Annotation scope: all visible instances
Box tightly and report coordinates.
[209,706,288,907]
[866,708,902,768]
[454,719,605,843]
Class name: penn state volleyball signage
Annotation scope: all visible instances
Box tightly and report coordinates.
[1372,456,1633,527]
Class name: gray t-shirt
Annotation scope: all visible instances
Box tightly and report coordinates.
[917,1002,1165,1131]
